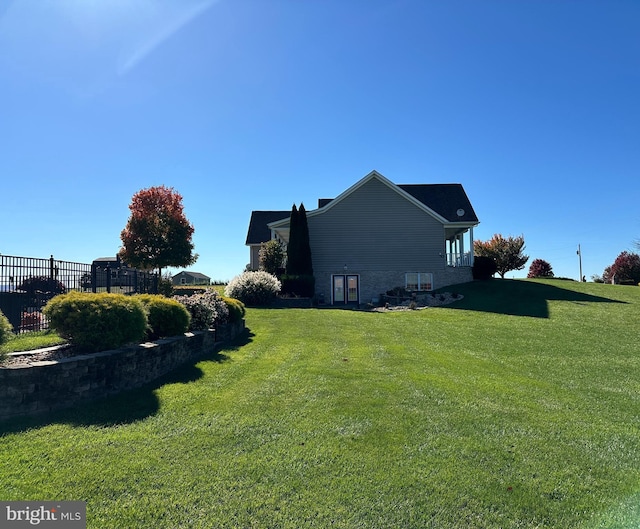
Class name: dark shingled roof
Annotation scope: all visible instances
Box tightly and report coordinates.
[176,271,210,280]
[245,210,290,245]
[398,184,478,223]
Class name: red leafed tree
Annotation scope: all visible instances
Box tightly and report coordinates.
[474,234,529,279]
[606,251,640,284]
[527,258,554,278]
[119,186,197,275]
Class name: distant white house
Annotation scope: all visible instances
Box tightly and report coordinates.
[172,271,211,286]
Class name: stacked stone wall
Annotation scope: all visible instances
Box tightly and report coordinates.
[0,320,245,421]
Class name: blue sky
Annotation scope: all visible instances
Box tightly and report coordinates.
[1,0,638,282]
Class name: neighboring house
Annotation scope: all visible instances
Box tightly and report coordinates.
[172,271,211,286]
[245,170,479,305]
[90,256,138,288]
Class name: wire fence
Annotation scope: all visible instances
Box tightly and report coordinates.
[0,254,158,333]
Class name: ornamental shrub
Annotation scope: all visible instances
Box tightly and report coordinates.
[136,294,191,340]
[224,271,281,306]
[472,256,497,280]
[43,291,147,353]
[221,295,246,323]
[174,289,229,331]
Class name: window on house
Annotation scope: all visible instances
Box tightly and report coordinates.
[405,273,433,292]
[180,277,186,285]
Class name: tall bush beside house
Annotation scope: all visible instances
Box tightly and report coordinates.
[136,294,191,340]
[283,203,315,297]
[259,239,285,276]
[44,292,147,353]
[225,271,281,306]
[174,289,229,331]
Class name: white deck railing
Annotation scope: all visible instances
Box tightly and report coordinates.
[446,252,473,267]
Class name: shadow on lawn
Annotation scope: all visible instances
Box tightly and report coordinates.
[447,279,625,318]
[0,329,254,435]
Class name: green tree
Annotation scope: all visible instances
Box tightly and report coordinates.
[285,204,300,275]
[297,203,313,276]
[119,185,197,276]
[283,203,315,296]
[474,234,529,279]
[259,239,285,275]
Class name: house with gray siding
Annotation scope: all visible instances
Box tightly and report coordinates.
[245,170,479,305]
[172,271,211,286]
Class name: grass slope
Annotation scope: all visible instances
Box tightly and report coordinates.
[1,279,639,528]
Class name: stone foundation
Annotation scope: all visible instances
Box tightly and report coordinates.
[0,320,245,421]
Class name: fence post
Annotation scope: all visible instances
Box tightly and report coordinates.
[106,264,112,293]
[91,263,97,293]
[49,255,55,282]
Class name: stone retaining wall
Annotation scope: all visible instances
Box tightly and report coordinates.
[0,320,245,421]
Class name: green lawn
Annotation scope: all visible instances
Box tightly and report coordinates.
[1,279,639,528]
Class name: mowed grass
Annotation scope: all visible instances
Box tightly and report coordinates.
[1,279,640,528]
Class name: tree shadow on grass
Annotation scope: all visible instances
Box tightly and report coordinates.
[446,279,626,318]
[0,329,255,435]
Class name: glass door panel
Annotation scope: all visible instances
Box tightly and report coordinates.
[347,275,358,302]
[333,275,345,303]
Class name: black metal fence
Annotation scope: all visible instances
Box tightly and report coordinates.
[0,254,158,333]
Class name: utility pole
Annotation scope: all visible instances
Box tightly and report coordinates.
[577,244,583,282]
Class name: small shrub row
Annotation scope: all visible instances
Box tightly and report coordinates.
[16,289,245,355]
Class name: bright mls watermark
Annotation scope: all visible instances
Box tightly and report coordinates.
[0,502,86,528]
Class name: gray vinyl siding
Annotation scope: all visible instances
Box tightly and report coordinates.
[308,177,445,274]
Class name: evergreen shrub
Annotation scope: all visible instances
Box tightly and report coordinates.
[472,256,497,280]
[221,296,246,323]
[43,291,147,353]
[136,294,191,340]
[225,271,281,306]
[280,274,315,297]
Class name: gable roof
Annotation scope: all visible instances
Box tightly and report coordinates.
[174,271,210,280]
[246,210,290,245]
[269,170,478,230]
[398,184,478,223]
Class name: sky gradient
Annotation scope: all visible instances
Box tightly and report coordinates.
[1,0,638,282]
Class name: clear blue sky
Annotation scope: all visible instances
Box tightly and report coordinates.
[1,0,638,282]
